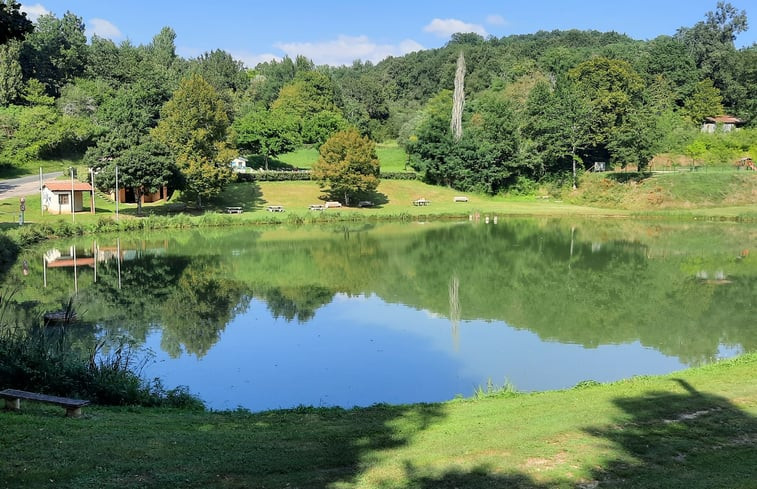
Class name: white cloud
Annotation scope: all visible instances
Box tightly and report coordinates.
[275,35,425,66]
[86,18,123,41]
[486,14,508,26]
[20,3,50,22]
[229,51,280,68]
[423,18,487,38]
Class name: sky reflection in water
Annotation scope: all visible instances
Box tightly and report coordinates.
[10,219,755,411]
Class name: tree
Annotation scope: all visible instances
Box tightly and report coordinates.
[0,39,22,105]
[19,11,87,95]
[524,78,593,187]
[607,107,657,171]
[0,1,32,44]
[642,36,699,106]
[682,79,724,124]
[684,139,707,166]
[301,109,348,148]
[188,49,248,95]
[270,70,344,144]
[675,2,748,107]
[312,128,380,206]
[152,74,235,207]
[95,138,176,215]
[451,51,465,141]
[233,108,300,170]
[569,57,644,149]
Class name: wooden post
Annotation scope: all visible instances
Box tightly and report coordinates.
[90,168,95,214]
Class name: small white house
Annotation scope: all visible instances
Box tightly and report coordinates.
[230,157,248,172]
[42,181,93,214]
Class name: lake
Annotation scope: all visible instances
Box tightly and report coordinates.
[3,218,755,411]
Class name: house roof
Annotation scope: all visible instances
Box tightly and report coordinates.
[704,115,744,124]
[44,181,93,192]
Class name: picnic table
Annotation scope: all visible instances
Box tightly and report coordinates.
[267,205,285,212]
[413,198,431,206]
[225,206,243,214]
[309,204,325,211]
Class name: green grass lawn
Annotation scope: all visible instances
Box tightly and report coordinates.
[4,171,757,228]
[0,157,83,180]
[273,142,413,173]
[1,353,754,488]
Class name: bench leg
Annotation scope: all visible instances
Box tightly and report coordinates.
[4,398,20,411]
[65,406,83,417]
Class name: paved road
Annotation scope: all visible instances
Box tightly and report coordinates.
[0,172,63,200]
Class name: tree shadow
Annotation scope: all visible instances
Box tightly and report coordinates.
[246,155,298,170]
[605,172,653,184]
[366,190,389,207]
[208,181,266,211]
[394,463,550,489]
[0,163,29,179]
[584,378,757,488]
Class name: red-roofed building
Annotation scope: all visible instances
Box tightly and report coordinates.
[701,115,745,133]
[42,181,94,214]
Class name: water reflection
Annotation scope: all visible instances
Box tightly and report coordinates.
[2,219,755,410]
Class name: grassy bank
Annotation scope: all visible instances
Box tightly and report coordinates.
[3,171,756,230]
[1,353,755,488]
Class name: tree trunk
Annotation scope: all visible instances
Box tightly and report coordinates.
[136,189,143,215]
[451,51,466,142]
[264,154,269,171]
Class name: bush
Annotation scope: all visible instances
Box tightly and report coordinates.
[0,324,204,409]
[379,172,419,180]
[237,170,312,182]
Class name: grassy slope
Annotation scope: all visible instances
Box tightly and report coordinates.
[276,143,412,172]
[1,354,755,489]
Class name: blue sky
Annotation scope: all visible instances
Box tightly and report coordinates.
[20,1,757,67]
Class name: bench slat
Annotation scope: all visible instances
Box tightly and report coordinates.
[0,389,89,408]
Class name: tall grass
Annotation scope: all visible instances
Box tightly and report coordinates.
[472,378,518,400]
[0,295,204,409]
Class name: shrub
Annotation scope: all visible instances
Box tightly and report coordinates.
[0,323,204,409]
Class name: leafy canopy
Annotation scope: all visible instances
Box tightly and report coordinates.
[312,128,380,206]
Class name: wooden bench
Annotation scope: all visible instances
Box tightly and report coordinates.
[453,196,468,202]
[358,201,373,208]
[324,201,342,208]
[0,389,89,417]
[225,206,243,214]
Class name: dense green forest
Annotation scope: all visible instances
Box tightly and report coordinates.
[0,1,755,198]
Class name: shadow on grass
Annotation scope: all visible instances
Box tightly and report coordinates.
[584,378,757,488]
[208,181,266,212]
[246,155,298,171]
[0,164,28,180]
[605,172,653,184]
[362,377,756,489]
[0,232,20,280]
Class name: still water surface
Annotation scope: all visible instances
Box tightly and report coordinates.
[5,218,755,411]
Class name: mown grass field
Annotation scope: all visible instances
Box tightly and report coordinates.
[275,142,412,173]
[1,354,755,489]
[0,179,630,229]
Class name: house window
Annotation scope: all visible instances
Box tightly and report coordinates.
[59,194,70,205]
